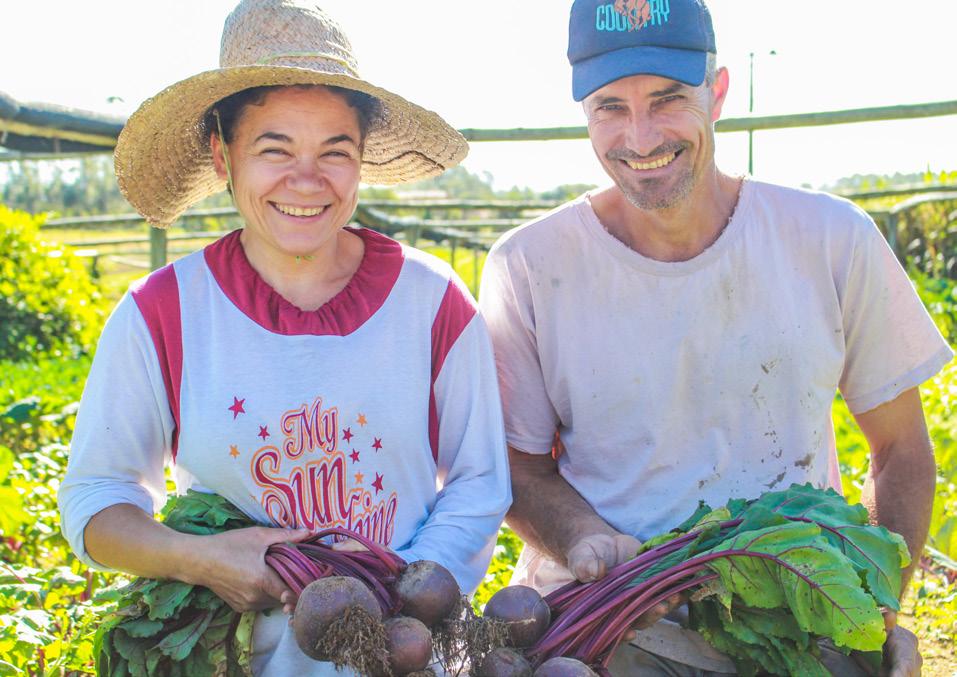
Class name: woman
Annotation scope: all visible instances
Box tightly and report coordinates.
[57,1,510,673]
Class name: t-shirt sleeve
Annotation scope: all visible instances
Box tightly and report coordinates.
[392,276,511,594]
[479,238,560,455]
[838,211,954,413]
[57,293,174,570]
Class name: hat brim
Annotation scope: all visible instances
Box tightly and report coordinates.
[114,66,468,228]
[572,46,707,101]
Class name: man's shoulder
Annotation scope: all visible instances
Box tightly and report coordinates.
[749,179,870,220]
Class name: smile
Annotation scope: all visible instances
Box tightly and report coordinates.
[624,151,679,171]
[272,202,328,217]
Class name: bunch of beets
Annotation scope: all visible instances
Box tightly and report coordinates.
[268,527,461,675]
[273,528,590,676]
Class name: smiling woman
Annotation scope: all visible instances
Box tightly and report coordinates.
[209,86,367,310]
[56,1,511,675]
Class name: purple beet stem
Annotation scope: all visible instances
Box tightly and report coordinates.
[532,516,847,668]
[264,526,407,613]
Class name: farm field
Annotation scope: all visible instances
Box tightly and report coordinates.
[2,210,955,675]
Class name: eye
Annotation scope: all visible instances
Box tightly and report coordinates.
[658,95,684,104]
[260,147,290,157]
[596,103,624,113]
[323,148,356,160]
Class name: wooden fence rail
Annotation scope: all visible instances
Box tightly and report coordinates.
[4,96,957,157]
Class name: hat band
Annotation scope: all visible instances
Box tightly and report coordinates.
[254,52,359,77]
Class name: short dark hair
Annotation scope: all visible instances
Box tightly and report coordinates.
[203,84,382,147]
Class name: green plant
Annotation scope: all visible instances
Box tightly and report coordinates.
[474,527,523,612]
[0,205,105,361]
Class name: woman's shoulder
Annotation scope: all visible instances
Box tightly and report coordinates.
[355,227,457,286]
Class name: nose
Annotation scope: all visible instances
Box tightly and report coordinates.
[287,158,326,193]
[624,110,665,158]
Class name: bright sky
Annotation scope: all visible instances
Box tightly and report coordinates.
[2,0,956,191]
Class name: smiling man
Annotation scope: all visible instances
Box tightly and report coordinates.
[479,0,952,674]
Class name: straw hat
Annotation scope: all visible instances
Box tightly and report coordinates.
[114,0,469,228]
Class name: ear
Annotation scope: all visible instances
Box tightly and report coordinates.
[709,67,730,122]
[210,131,228,180]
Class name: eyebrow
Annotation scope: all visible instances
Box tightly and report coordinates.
[253,131,292,144]
[589,95,625,108]
[324,134,358,146]
[650,82,686,97]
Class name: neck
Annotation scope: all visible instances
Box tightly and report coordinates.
[239,229,364,311]
[593,169,743,263]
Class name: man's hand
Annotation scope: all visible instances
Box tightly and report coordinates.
[567,533,685,639]
[881,612,922,677]
[566,533,641,582]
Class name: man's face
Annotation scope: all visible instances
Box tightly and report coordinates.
[584,71,727,211]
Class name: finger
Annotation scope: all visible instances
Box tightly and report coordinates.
[262,527,311,546]
[633,600,670,630]
[281,590,297,615]
[884,627,921,677]
[332,538,368,552]
[286,528,314,543]
[664,592,686,613]
[882,610,897,633]
[613,535,642,564]
[262,568,293,604]
[570,541,605,582]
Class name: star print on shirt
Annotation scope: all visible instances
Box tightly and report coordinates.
[357,413,367,426]
[228,397,246,419]
[349,449,360,463]
[372,473,384,494]
[372,438,383,452]
[258,426,270,440]
[354,471,365,485]
[343,427,354,443]
[229,445,240,458]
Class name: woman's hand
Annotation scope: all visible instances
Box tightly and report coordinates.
[187,526,311,613]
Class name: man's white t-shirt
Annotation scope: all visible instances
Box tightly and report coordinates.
[480,179,953,594]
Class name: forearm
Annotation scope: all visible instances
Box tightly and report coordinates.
[84,503,207,585]
[861,441,936,589]
[506,446,619,565]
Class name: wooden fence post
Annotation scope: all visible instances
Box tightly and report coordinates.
[149,227,167,270]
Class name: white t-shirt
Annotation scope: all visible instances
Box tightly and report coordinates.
[479,179,952,593]
[59,227,510,675]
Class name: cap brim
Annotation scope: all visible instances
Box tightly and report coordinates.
[572,46,707,101]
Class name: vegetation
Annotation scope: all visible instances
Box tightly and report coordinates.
[0,206,106,361]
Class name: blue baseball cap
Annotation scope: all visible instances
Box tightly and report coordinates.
[568,0,716,101]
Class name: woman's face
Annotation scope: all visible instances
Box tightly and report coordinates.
[211,86,362,261]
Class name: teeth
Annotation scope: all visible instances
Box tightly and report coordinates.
[275,203,326,217]
[626,152,677,171]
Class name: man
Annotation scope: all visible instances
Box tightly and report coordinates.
[479,0,953,674]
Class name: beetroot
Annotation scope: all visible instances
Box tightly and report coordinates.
[483,586,551,648]
[396,560,461,627]
[476,647,534,676]
[532,657,598,676]
[292,576,385,667]
[381,616,433,675]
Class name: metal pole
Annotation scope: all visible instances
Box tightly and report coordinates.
[748,52,754,175]
[747,50,776,176]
